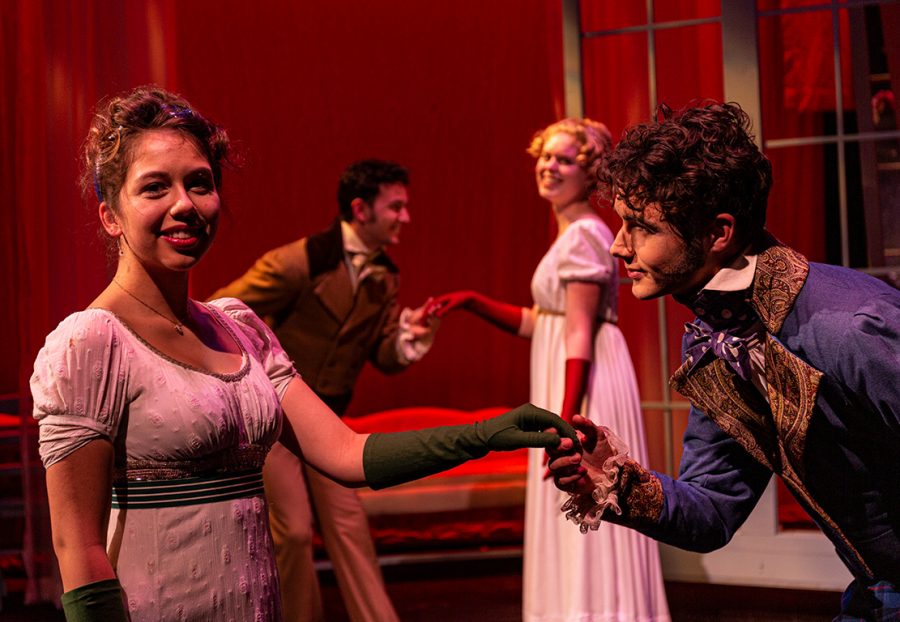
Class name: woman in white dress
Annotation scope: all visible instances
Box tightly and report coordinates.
[30,86,575,622]
[429,119,670,622]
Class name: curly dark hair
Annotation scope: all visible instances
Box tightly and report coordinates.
[598,101,772,245]
[336,159,409,222]
[81,85,232,211]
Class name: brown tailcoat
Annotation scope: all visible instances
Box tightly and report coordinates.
[211,219,405,403]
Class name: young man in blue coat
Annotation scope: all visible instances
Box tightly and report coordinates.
[549,101,900,621]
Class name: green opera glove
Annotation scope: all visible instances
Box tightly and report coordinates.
[60,578,128,622]
[363,403,577,489]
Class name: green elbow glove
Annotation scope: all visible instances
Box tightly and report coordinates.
[61,578,128,622]
[363,403,578,489]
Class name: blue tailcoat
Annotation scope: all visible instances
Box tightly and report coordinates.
[623,240,900,584]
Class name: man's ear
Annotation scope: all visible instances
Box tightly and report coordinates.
[99,201,121,237]
[709,213,738,255]
[350,198,370,224]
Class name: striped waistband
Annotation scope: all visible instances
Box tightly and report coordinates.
[111,470,264,509]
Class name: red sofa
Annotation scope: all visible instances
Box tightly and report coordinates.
[345,406,529,554]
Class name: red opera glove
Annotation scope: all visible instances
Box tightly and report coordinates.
[544,357,592,479]
[559,358,591,424]
[427,290,523,335]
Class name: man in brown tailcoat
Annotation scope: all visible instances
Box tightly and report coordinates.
[212,159,437,622]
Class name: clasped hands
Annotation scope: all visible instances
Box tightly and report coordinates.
[546,415,623,496]
[407,290,486,338]
[402,298,442,340]
[420,291,620,497]
[423,290,477,318]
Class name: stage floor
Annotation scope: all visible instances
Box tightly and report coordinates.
[2,553,842,621]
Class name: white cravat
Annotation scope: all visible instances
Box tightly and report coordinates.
[338,220,432,365]
[349,251,369,282]
[341,221,375,290]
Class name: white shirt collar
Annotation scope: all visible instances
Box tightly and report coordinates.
[703,248,757,292]
[340,220,371,256]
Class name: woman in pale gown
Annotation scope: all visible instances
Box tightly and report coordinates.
[30,86,574,622]
[429,119,670,622]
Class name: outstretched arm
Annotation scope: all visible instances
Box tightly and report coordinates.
[427,290,534,337]
[278,378,368,485]
[363,402,576,489]
[279,377,576,488]
[550,410,771,551]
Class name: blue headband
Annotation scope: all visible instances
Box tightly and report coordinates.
[93,164,104,202]
[161,104,194,119]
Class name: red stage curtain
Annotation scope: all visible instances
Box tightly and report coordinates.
[3,0,179,603]
[171,0,562,416]
[758,5,855,263]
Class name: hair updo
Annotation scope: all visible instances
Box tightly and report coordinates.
[527,118,612,194]
[80,85,232,211]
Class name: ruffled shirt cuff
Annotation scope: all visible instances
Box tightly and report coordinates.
[395,307,435,364]
[560,430,664,533]
[560,430,630,533]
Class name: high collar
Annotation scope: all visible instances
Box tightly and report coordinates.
[701,250,757,292]
[746,233,809,336]
[673,233,808,336]
[340,220,372,257]
[307,218,398,280]
[673,248,757,308]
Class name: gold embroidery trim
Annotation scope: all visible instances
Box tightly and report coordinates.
[765,338,822,478]
[115,444,269,482]
[750,240,808,335]
[619,459,664,527]
[672,360,777,471]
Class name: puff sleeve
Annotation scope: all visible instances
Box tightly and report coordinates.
[211,298,299,399]
[31,311,131,469]
[557,220,615,284]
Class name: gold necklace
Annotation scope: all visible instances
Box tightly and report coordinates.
[112,279,187,336]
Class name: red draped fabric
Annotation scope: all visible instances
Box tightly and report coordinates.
[171,0,564,416]
[3,0,180,602]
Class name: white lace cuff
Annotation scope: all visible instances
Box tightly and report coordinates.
[396,307,435,364]
[560,430,630,534]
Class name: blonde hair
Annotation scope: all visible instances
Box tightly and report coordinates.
[527,118,612,194]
